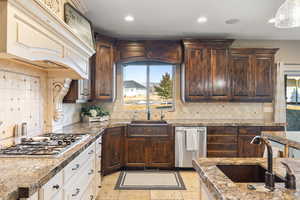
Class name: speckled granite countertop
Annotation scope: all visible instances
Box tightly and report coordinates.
[193,158,300,200]
[0,122,108,200]
[263,133,300,150]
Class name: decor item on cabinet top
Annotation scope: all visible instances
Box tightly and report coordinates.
[64,2,96,49]
[81,105,110,122]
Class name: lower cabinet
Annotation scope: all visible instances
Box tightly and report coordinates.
[38,136,102,200]
[102,127,124,175]
[124,125,174,169]
[237,127,264,157]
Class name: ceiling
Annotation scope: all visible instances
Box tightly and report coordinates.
[85,0,300,40]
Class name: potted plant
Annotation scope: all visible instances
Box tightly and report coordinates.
[81,105,110,122]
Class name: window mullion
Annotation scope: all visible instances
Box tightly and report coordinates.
[146,65,150,112]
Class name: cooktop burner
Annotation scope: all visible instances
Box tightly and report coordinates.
[0,133,89,157]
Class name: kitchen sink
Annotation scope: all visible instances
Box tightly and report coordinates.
[216,165,285,183]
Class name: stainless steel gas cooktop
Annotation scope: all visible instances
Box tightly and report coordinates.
[0,133,89,157]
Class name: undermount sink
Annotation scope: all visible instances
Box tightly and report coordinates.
[217,165,285,183]
[130,120,168,125]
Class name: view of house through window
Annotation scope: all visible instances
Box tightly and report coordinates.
[123,62,174,111]
[286,75,300,131]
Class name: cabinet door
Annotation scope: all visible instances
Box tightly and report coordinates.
[125,137,147,167]
[238,127,264,157]
[185,48,210,101]
[209,49,230,100]
[230,53,252,101]
[102,127,123,175]
[253,54,274,101]
[93,41,114,101]
[148,137,174,168]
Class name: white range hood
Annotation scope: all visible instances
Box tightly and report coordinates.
[0,0,95,79]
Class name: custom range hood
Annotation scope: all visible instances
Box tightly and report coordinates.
[0,0,95,79]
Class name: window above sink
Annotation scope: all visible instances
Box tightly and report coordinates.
[122,62,175,112]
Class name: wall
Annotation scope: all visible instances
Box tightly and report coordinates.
[95,40,300,123]
[0,59,47,147]
[0,59,82,147]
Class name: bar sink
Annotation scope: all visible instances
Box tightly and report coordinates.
[216,165,285,183]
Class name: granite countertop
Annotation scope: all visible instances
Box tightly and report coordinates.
[263,133,300,150]
[0,120,287,200]
[193,158,300,200]
[0,122,107,200]
[166,119,285,127]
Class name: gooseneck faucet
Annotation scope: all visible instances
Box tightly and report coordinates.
[251,136,275,191]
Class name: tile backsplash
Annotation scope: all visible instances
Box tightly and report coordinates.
[0,69,43,146]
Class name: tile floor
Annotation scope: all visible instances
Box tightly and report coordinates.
[96,170,200,200]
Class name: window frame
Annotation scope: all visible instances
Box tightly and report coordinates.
[121,61,176,112]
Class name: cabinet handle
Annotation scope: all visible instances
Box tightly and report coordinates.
[89,150,94,155]
[52,184,59,189]
[72,188,80,197]
[72,164,80,170]
[98,155,101,159]
[98,170,101,174]
[90,195,94,200]
[88,169,94,175]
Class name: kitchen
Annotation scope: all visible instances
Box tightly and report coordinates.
[0,0,300,199]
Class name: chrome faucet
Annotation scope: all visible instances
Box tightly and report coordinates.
[251,136,275,191]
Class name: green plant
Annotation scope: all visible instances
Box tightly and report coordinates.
[81,105,110,117]
[154,73,172,103]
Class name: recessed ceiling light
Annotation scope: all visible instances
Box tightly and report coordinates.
[124,15,134,22]
[197,17,207,23]
[225,18,240,25]
[268,18,276,23]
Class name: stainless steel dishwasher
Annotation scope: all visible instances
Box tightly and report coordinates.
[175,127,207,168]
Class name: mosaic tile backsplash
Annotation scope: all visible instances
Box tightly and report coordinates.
[0,69,42,146]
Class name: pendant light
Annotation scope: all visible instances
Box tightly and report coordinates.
[275,0,300,28]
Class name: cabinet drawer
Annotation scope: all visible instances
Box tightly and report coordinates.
[41,170,63,200]
[65,157,95,200]
[238,127,261,135]
[127,126,169,137]
[207,135,237,143]
[95,136,102,156]
[207,127,238,135]
[64,143,96,183]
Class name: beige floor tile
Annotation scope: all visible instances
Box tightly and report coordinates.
[97,188,120,200]
[181,191,200,200]
[150,190,183,200]
[118,190,150,200]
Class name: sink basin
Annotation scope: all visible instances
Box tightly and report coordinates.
[130,120,168,125]
[217,165,285,183]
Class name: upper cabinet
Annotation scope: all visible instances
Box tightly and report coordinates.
[0,0,95,79]
[183,39,278,102]
[183,39,233,102]
[91,38,115,101]
[230,49,278,102]
[116,40,182,64]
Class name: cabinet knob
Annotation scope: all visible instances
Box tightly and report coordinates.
[88,169,94,175]
[98,170,101,174]
[90,195,94,200]
[72,164,80,170]
[52,184,59,189]
[89,150,94,155]
[72,188,80,197]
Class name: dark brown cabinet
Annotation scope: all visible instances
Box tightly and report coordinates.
[102,127,124,175]
[237,127,264,157]
[124,125,174,168]
[207,126,238,157]
[92,39,115,101]
[207,126,284,158]
[183,39,233,102]
[116,40,182,64]
[183,39,278,102]
[230,49,278,102]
